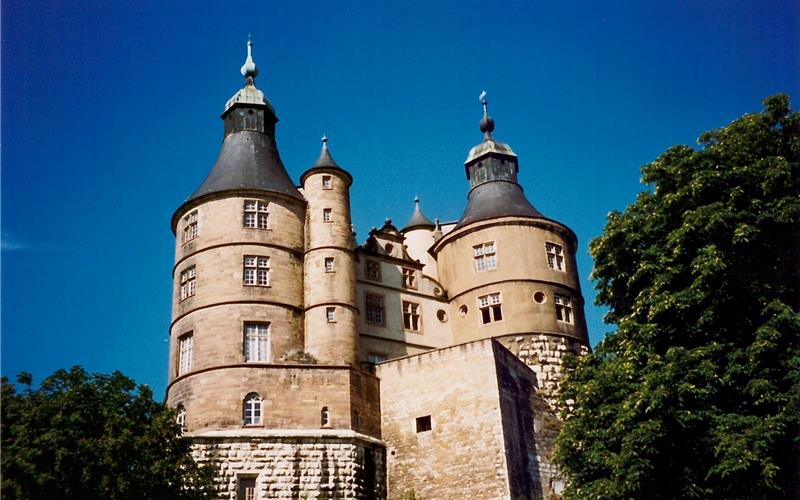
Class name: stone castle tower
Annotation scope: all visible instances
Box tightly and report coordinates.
[166,42,588,499]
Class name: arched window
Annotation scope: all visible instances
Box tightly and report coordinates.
[176,404,187,431]
[244,393,263,426]
[321,406,331,427]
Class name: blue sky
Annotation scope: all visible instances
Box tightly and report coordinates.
[3,0,798,396]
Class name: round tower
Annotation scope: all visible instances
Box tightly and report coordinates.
[400,197,438,277]
[431,92,589,392]
[300,137,359,365]
[166,41,307,431]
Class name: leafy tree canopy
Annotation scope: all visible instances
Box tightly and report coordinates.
[555,94,800,499]
[1,366,215,499]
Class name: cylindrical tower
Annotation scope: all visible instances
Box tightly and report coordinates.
[401,197,438,278]
[166,41,307,431]
[430,92,589,393]
[300,137,359,366]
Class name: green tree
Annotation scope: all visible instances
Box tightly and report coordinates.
[555,95,800,499]
[1,366,216,499]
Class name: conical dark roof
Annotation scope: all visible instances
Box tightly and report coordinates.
[454,181,542,229]
[403,197,435,231]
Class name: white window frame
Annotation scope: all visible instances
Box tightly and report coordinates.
[478,292,503,324]
[402,301,422,332]
[177,332,193,375]
[322,175,333,190]
[324,257,335,273]
[243,200,269,229]
[326,306,336,323]
[555,294,573,323]
[243,256,270,286]
[322,208,333,223]
[401,268,417,289]
[180,266,196,300]
[473,242,497,272]
[244,322,270,362]
[365,294,385,326]
[546,242,565,271]
[182,210,198,244]
[243,393,263,426]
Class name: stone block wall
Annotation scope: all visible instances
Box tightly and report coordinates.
[192,433,385,499]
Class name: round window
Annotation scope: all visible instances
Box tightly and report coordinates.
[458,305,468,317]
[437,309,448,323]
[533,291,547,304]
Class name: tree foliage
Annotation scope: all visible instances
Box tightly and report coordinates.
[1,366,215,499]
[555,95,800,499]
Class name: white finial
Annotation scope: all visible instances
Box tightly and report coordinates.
[414,195,420,205]
[479,90,487,104]
[321,134,328,150]
[240,36,259,81]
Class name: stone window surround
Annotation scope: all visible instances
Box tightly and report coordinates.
[365,260,381,282]
[244,322,270,362]
[243,255,270,286]
[546,241,565,271]
[243,199,269,229]
[326,306,336,323]
[323,208,333,223]
[554,294,573,324]
[177,331,193,376]
[478,292,503,325]
[243,393,263,426]
[402,300,422,332]
[324,257,335,273]
[365,293,385,326]
[473,241,497,272]
[401,267,417,289]
[179,265,196,301]
[182,210,198,245]
[322,175,333,190]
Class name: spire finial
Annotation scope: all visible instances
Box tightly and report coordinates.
[414,195,420,205]
[479,90,495,139]
[240,36,259,83]
[321,134,328,150]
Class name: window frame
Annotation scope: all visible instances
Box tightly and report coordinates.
[179,266,196,301]
[182,210,198,245]
[402,300,422,332]
[324,257,335,273]
[401,267,417,289]
[326,306,336,323]
[243,199,269,230]
[176,404,187,431]
[545,242,565,271]
[478,292,503,324]
[322,208,333,223]
[554,294,574,324]
[365,293,385,326]
[243,256,270,287]
[177,332,193,376]
[243,322,270,362]
[322,175,333,190]
[365,260,381,282]
[473,242,497,272]
[243,393,263,426]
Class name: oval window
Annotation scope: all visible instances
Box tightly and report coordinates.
[437,309,448,323]
[458,305,468,317]
[533,291,546,304]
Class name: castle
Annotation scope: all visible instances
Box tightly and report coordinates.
[165,41,589,499]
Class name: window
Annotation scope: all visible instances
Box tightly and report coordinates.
[555,294,573,323]
[546,242,565,271]
[180,266,196,300]
[478,293,503,324]
[367,353,386,364]
[323,208,332,223]
[176,405,187,431]
[243,256,270,286]
[324,257,335,273]
[182,210,198,244]
[237,476,256,500]
[415,415,432,433]
[244,323,270,362]
[365,261,381,281]
[322,175,333,189]
[402,301,421,332]
[365,294,385,326]
[177,332,193,376]
[473,242,497,272]
[401,268,416,289]
[243,393,263,426]
[243,200,269,229]
[321,406,331,427]
[326,306,336,322]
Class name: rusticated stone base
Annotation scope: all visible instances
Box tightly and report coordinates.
[190,430,386,499]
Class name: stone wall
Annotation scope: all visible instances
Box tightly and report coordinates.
[191,432,385,499]
[377,339,558,499]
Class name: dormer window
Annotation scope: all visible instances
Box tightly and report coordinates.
[402,268,416,289]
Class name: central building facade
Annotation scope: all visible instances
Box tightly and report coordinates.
[165,42,589,499]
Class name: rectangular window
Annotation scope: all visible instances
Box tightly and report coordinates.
[324,257,335,273]
[555,294,573,323]
[243,200,269,229]
[237,476,256,500]
[244,323,270,362]
[402,301,422,332]
[180,266,196,300]
[182,210,198,244]
[323,208,333,223]
[478,293,503,324]
[322,175,333,189]
[367,353,386,364]
[326,306,336,322]
[401,268,417,289]
[416,415,432,433]
[365,261,381,281]
[546,242,565,271]
[473,242,497,272]
[365,294,385,326]
[177,332,193,376]
[243,256,270,286]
